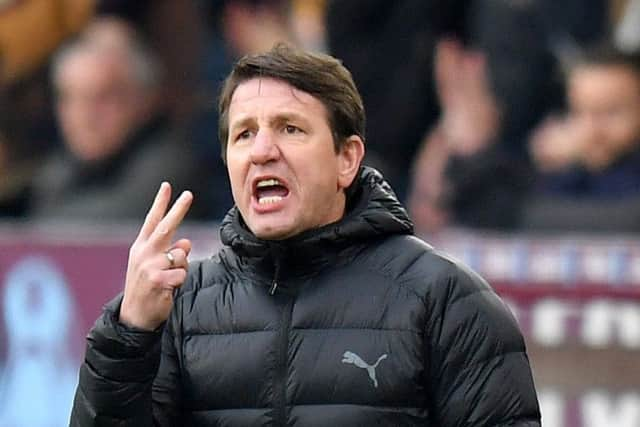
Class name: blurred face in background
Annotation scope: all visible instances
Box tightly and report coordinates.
[568,64,640,170]
[54,48,151,163]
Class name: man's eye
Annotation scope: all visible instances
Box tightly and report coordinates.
[236,130,252,141]
[284,125,301,134]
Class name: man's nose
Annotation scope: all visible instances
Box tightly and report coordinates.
[250,129,280,164]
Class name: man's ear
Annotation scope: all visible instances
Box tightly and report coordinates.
[337,135,365,190]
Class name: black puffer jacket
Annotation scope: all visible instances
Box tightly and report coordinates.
[71,167,540,426]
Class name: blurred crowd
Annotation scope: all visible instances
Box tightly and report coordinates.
[1,0,640,234]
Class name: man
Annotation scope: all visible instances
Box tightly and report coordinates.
[524,44,640,231]
[71,44,540,426]
[28,18,207,221]
[408,38,529,234]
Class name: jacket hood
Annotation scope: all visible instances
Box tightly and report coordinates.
[219,167,413,273]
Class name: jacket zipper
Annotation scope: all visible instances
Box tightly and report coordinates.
[269,251,291,426]
[269,279,278,295]
[270,253,282,295]
[275,297,293,426]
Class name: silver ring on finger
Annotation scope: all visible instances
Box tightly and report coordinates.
[165,250,176,268]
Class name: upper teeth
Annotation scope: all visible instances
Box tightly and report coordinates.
[257,179,281,188]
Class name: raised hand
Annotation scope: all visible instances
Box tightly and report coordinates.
[119,182,193,330]
[435,38,500,156]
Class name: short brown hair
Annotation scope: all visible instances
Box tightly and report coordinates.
[218,43,365,161]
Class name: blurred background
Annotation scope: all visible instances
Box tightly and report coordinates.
[1,0,639,425]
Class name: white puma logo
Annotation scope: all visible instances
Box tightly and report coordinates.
[341,351,388,388]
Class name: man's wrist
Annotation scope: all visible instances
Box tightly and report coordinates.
[117,306,164,333]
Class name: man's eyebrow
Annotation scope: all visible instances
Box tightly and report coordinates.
[271,112,311,125]
[230,112,312,130]
[229,116,255,132]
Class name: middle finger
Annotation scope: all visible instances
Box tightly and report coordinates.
[151,190,193,246]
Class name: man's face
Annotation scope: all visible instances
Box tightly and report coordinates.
[568,64,640,169]
[55,51,147,162]
[226,77,360,240]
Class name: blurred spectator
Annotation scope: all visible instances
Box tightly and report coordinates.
[523,43,640,231]
[408,39,530,234]
[27,18,209,222]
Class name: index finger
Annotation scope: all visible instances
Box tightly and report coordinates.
[151,190,193,246]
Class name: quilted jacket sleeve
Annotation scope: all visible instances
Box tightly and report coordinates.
[69,294,181,426]
[427,264,541,427]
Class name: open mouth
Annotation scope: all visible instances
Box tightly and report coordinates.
[254,178,290,205]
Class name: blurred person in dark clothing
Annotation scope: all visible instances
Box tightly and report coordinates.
[523,44,640,231]
[408,39,531,234]
[27,18,209,222]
